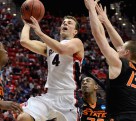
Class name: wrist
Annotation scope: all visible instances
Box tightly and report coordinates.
[24,24,30,29]
[103,19,111,26]
[37,30,44,37]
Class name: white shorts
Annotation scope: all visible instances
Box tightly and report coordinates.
[22,89,78,121]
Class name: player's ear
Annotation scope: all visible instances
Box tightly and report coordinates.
[74,30,78,36]
[94,84,98,90]
[125,49,130,54]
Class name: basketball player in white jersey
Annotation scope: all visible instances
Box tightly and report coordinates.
[17,16,84,121]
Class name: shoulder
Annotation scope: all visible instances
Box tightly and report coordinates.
[71,38,83,43]
[71,38,84,50]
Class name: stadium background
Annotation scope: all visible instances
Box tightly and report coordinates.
[13,0,136,20]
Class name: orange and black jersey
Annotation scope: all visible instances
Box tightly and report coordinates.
[106,58,136,117]
[80,99,107,121]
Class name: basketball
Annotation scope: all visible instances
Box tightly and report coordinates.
[21,0,45,23]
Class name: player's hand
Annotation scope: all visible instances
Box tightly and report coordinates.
[84,0,100,10]
[21,16,31,29]
[96,4,108,24]
[0,101,23,113]
[29,16,42,35]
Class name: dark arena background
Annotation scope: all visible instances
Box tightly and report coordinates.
[0,0,136,120]
[13,0,136,20]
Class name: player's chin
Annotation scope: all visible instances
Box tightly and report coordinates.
[60,33,68,38]
[82,88,89,93]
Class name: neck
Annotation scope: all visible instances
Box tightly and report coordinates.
[60,36,73,40]
[83,92,97,105]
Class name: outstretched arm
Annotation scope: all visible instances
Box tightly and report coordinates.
[96,4,124,49]
[20,23,47,56]
[0,100,22,113]
[84,0,121,68]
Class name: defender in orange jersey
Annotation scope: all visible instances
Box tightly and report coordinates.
[80,77,107,121]
[84,0,136,120]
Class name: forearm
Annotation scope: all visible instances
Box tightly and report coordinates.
[20,25,47,56]
[89,8,105,44]
[88,5,110,54]
[0,100,4,109]
[20,24,30,41]
[103,19,124,49]
[89,9,100,33]
[38,32,66,54]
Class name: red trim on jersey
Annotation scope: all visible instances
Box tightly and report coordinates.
[73,53,82,63]
[73,53,82,90]
[73,53,83,121]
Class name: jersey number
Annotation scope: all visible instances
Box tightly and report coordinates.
[127,71,136,88]
[52,54,60,66]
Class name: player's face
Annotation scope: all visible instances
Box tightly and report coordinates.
[117,43,129,59]
[60,18,77,39]
[81,78,96,94]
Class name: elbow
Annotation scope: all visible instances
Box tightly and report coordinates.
[20,39,25,46]
[20,38,27,47]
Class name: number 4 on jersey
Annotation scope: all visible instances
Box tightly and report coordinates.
[52,54,60,66]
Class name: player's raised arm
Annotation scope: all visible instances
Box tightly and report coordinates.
[20,22,47,56]
[84,0,121,67]
[0,101,22,113]
[96,4,124,49]
[28,16,83,56]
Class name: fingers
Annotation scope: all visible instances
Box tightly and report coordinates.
[95,0,100,3]
[99,3,103,9]
[30,16,38,24]
[96,3,105,14]
[96,4,101,13]
[11,102,23,113]
[14,103,23,113]
[104,6,107,13]
[84,0,89,10]
[94,0,100,6]
[27,16,39,29]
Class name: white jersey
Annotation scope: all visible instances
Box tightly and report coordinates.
[45,39,83,90]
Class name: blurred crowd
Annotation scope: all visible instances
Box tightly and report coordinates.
[0,2,135,120]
